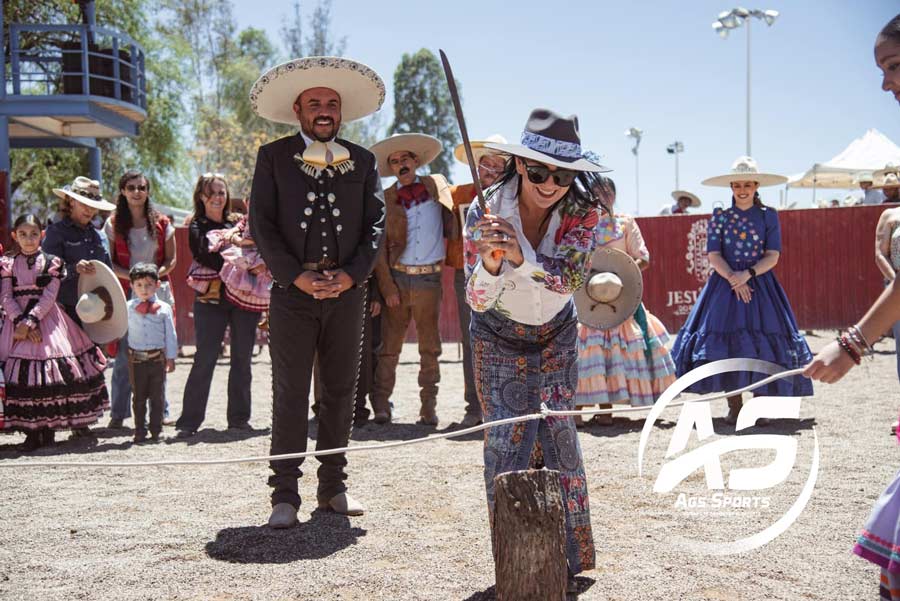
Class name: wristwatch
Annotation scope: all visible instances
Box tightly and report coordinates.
[748,267,757,278]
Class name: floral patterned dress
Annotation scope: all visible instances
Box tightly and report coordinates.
[670,203,812,395]
[464,179,598,575]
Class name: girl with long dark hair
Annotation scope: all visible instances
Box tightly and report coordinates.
[104,170,177,429]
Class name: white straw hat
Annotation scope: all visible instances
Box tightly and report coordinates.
[370,133,442,178]
[701,156,788,188]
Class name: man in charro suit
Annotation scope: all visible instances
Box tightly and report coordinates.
[369,134,459,427]
[248,56,385,527]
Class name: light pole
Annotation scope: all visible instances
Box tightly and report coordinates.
[667,141,684,190]
[712,7,779,156]
[625,127,643,215]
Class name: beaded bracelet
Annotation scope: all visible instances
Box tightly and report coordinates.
[847,325,874,355]
[837,333,862,365]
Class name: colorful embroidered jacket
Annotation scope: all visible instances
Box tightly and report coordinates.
[463,179,599,325]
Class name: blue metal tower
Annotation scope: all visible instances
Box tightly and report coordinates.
[1,0,147,233]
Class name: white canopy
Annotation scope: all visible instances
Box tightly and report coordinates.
[787,129,900,189]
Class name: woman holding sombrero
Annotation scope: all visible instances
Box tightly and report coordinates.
[42,176,116,326]
[464,108,606,580]
[575,175,676,425]
[671,157,813,424]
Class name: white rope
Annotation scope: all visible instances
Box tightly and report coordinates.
[0,368,805,469]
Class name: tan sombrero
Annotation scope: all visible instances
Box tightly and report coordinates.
[701,156,788,188]
[454,134,508,166]
[853,171,875,185]
[76,261,128,344]
[575,247,643,330]
[249,56,385,125]
[873,173,900,190]
[671,190,701,207]
[370,133,442,178]
[52,176,116,211]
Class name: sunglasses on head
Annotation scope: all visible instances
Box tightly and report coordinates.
[522,161,577,187]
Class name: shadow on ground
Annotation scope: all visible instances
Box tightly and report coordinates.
[462,577,595,600]
[205,509,366,563]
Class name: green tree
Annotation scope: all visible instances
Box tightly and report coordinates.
[5,0,191,210]
[390,49,459,179]
[277,0,382,148]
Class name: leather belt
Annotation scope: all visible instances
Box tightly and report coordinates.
[129,349,164,362]
[302,260,338,271]
[391,263,442,275]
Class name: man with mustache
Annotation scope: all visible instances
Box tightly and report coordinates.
[369,133,459,426]
[248,57,386,527]
[447,135,508,427]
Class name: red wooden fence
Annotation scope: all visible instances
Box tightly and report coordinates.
[170,205,889,345]
[634,205,886,333]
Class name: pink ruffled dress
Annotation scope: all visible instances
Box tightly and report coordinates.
[0,252,109,431]
[206,216,271,312]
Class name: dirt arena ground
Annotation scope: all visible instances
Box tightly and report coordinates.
[1,332,897,600]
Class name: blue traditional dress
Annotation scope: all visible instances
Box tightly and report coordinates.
[670,202,813,395]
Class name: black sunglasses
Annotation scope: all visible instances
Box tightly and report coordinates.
[125,184,148,192]
[522,161,577,187]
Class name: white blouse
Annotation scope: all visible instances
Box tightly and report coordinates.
[463,179,599,326]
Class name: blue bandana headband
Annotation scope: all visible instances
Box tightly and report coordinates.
[520,131,583,160]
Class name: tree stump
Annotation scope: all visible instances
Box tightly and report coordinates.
[493,468,567,601]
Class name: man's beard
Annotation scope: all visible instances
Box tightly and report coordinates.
[302,117,339,141]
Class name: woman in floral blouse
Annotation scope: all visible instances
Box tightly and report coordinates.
[464,109,607,583]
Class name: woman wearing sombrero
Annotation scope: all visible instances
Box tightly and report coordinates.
[671,157,813,424]
[464,108,606,580]
[42,176,116,327]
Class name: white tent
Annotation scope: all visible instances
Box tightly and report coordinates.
[787,128,900,189]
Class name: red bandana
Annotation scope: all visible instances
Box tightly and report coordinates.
[396,182,430,210]
[135,300,160,315]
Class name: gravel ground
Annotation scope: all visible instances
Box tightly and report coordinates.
[0,332,897,600]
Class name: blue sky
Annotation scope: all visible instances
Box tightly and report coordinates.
[232,0,899,215]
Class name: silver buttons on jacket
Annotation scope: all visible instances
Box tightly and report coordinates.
[307,192,316,202]
[304,207,313,216]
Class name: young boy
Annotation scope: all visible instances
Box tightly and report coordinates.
[126,263,177,443]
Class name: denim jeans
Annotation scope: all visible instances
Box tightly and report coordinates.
[453,269,479,417]
[175,298,258,431]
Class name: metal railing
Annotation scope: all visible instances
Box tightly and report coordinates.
[6,23,147,110]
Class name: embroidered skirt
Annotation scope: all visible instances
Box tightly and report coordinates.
[855,469,900,577]
[471,303,595,575]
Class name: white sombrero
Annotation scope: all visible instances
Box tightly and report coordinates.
[52,176,116,211]
[670,190,701,207]
[454,134,508,166]
[249,56,385,125]
[574,247,643,330]
[853,171,875,185]
[873,173,900,190]
[370,133,442,178]
[875,163,899,180]
[76,261,128,344]
[701,156,788,188]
